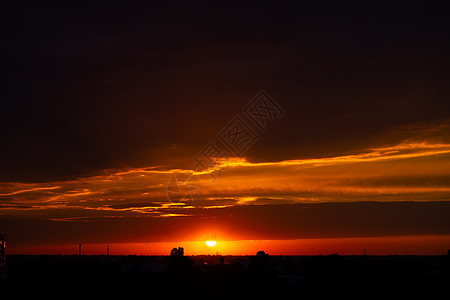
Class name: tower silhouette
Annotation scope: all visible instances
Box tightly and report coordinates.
[0,233,5,279]
[78,243,82,256]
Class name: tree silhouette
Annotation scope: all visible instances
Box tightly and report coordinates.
[170,247,184,257]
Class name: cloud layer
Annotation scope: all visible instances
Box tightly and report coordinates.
[1,137,450,247]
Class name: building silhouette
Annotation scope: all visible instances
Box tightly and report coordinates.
[0,233,5,279]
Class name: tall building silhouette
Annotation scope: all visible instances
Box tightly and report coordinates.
[0,233,5,279]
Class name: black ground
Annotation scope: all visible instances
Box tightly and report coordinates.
[1,253,448,298]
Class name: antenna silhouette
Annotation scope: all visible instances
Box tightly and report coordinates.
[78,243,82,256]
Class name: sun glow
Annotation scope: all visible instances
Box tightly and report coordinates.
[205,240,217,247]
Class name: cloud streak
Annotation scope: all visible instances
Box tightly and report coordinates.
[1,201,449,246]
[1,140,449,221]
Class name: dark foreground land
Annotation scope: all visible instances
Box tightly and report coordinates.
[1,254,449,297]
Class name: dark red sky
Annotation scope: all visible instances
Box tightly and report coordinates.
[1,1,450,254]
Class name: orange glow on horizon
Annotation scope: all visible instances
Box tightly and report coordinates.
[6,235,450,256]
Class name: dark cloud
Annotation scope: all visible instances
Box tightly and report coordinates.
[108,202,162,210]
[1,201,449,246]
[197,198,239,207]
[1,2,450,182]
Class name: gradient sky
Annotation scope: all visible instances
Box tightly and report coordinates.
[1,1,450,255]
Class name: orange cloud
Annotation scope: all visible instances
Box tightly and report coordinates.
[0,141,449,220]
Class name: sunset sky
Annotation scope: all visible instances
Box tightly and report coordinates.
[1,1,450,255]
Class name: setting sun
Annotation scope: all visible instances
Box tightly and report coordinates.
[205,240,217,247]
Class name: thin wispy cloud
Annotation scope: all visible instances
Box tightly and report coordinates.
[1,138,449,222]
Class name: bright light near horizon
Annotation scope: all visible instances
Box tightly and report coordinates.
[205,240,217,247]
